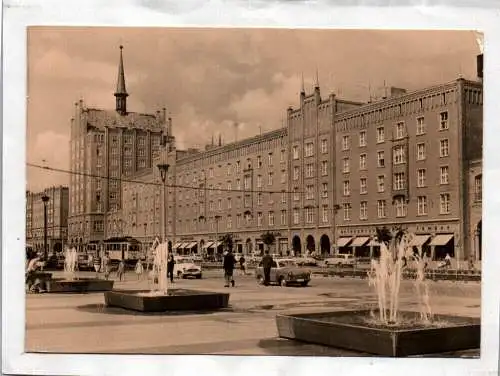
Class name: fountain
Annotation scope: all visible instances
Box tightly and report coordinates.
[45,246,114,293]
[276,229,480,357]
[104,241,230,312]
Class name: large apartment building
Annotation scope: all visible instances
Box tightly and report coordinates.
[26,186,69,254]
[67,46,174,250]
[68,48,483,261]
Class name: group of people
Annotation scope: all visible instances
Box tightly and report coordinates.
[222,249,275,287]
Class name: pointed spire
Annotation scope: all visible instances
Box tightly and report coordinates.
[314,68,319,89]
[218,133,222,147]
[114,45,128,115]
[300,72,305,94]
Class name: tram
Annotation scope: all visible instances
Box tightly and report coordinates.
[103,237,142,266]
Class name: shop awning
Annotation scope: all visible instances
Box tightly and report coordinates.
[335,237,353,247]
[350,236,370,247]
[429,234,454,246]
[367,238,380,246]
[204,241,214,249]
[410,235,431,247]
[211,241,222,248]
[185,242,197,249]
[173,242,182,249]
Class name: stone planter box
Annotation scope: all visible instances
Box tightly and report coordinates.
[276,310,480,357]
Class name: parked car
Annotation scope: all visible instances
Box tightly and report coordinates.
[174,256,202,279]
[323,254,356,267]
[295,256,318,267]
[255,259,311,287]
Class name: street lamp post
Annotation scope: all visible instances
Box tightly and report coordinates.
[157,163,170,243]
[214,215,222,256]
[41,194,50,260]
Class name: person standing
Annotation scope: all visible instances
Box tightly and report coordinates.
[239,255,246,276]
[167,254,175,283]
[102,253,111,280]
[261,250,274,286]
[223,249,237,287]
[117,259,125,281]
[135,259,144,280]
[93,254,101,278]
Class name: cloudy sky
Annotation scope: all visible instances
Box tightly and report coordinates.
[26,28,481,191]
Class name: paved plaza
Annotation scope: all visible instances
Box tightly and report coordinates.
[25,271,480,357]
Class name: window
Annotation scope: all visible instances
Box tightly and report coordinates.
[393,172,405,190]
[395,197,407,217]
[236,161,241,173]
[395,121,405,139]
[305,164,314,178]
[417,169,426,187]
[293,166,300,180]
[359,154,367,170]
[227,198,232,209]
[439,111,449,130]
[322,183,328,198]
[209,168,214,178]
[474,175,482,202]
[227,216,232,229]
[281,191,287,204]
[218,199,222,210]
[377,127,385,143]
[257,193,263,206]
[236,179,241,190]
[393,146,405,164]
[417,196,428,216]
[359,131,367,147]
[322,206,329,223]
[245,176,252,190]
[306,185,314,200]
[293,209,299,224]
[360,178,367,194]
[321,161,328,176]
[360,201,368,220]
[416,116,426,135]
[257,156,262,168]
[305,142,314,157]
[292,145,299,160]
[440,193,451,214]
[417,143,426,160]
[377,151,385,167]
[342,135,350,151]
[343,203,352,221]
[280,170,286,184]
[227,182,231,191]
[257,212,263,227]
[293,188,299,201]
[305,207,314,224]
[343,180,351,196]
[377,175,385,192]
[377,200,386,218]
[440,166,449,185]
[281,210,287,225]
[321,139,328,154]
[268,172,273,186]
[268,153,273,166]
[268,212,275,226]
[227,164,232,176]
[342,158,350,173]
[440,139,449,157]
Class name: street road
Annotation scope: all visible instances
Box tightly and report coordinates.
[25,271,480,356]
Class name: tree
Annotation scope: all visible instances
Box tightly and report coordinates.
[375,226,392,247]
[220,233,234,253]
[261,231,276,253]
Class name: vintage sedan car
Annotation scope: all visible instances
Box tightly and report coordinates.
[323,254,356,267]
[255,259,311,287]
[174,256,202,279]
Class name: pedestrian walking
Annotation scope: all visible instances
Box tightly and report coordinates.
[135,259,144,280]
[239,255,246,276]
[117,259,125,281]
[223,249,237,287]
[468,255,475,273]
[93,254,101,278]
[261,250,274,286]
[102,253,111,280]
[167,254,175,283]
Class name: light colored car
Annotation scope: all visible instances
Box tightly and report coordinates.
[174,256,202,279]
[323,254,356,267]
[255,259,311,287]
[295,256,318,267]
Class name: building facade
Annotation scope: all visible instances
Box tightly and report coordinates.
[468,158,482,261]
[26,186,69,254]
[67,48,483,261]
[67,46,174,250]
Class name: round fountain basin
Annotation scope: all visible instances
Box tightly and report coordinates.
[104,288,230,312]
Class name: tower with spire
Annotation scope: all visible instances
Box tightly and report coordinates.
[114,45,128,115]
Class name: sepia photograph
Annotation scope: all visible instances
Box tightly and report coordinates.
[24,27,483,358]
